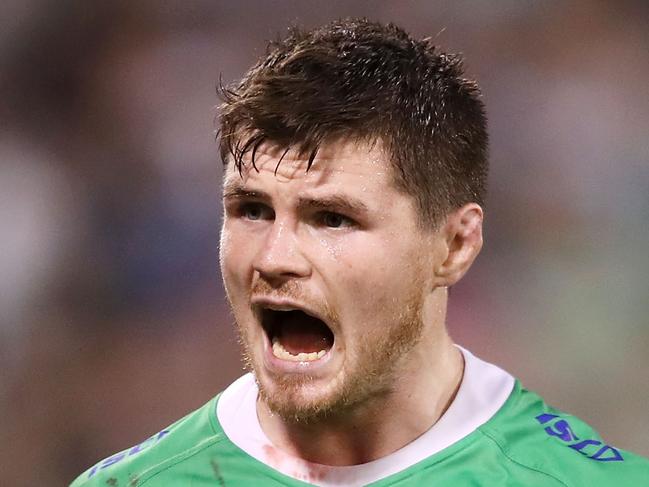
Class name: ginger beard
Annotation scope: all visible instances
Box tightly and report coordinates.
[233,277,426,424]
[219,140,444,425]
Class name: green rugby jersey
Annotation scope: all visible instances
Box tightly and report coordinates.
[71,348,649,486]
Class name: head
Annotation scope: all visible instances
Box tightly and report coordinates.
[219,18,488,229]
[218,18,487,422]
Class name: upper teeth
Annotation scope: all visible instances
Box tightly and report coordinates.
[272,338,327,362]
[268,305,298,311]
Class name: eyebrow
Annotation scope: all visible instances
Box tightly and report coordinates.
[222,186,269,201]
[222,181,369,216]
[222,178,270,200]
[296,195,369,216]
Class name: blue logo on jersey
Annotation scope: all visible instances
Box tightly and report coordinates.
[535,413,623,462]
[87,429,170,478]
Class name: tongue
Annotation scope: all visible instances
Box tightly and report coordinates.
[277,312,333,355]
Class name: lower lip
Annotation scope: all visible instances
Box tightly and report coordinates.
[262,335,334,374]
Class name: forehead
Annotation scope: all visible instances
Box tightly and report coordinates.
[222,139,394,192]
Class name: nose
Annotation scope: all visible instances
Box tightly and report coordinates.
[253,220,311,286]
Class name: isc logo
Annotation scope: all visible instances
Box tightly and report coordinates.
[535,413,623,462]
[87,429,170,478]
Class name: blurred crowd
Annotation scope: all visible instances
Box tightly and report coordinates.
[1,1,647,484]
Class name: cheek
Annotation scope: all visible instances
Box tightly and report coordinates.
[330,241,426,315]
[219,227,252,294]
[218,228,231,269]
[219,230,235,281]
[331,253,403,309]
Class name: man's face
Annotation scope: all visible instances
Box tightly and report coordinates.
[220,140,443,421]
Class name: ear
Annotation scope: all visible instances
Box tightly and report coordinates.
[433,203,483,287]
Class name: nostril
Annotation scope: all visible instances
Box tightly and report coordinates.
[251,223,312,279]
[253,252,312,281]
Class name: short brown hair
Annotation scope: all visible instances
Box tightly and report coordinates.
[218,18,488,228]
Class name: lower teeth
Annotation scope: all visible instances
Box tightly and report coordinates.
[272,338,327,362]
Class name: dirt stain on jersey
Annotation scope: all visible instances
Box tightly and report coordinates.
[262,444,331,483]
[210,458,226,486]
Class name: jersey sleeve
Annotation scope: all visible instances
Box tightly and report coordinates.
[69,398,215,487]
[479,382,649,487]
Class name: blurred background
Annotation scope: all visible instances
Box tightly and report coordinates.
[1,0,648,484]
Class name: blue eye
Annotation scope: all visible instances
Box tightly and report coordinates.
[321,212,353,228]
[241,203,273,221]
[245,205,262,220]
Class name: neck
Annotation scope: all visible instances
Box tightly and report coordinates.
[257,288,464,466]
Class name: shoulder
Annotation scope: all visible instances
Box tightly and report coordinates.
[477,381,649,487]
[70,395,229,487]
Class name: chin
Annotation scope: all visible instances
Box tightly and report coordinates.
[257,373,345,423]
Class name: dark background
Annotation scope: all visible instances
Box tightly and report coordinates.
[1,1,648,484]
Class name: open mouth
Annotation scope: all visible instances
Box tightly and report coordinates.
[261,309,334,362]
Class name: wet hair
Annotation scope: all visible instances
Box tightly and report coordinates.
[218,18,488,228]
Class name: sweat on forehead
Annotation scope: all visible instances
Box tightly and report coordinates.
[223,138,390,181]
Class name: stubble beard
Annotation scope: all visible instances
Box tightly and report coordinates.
[235,288,425,424]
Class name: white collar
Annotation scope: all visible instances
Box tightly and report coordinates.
[216,347,514,486]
